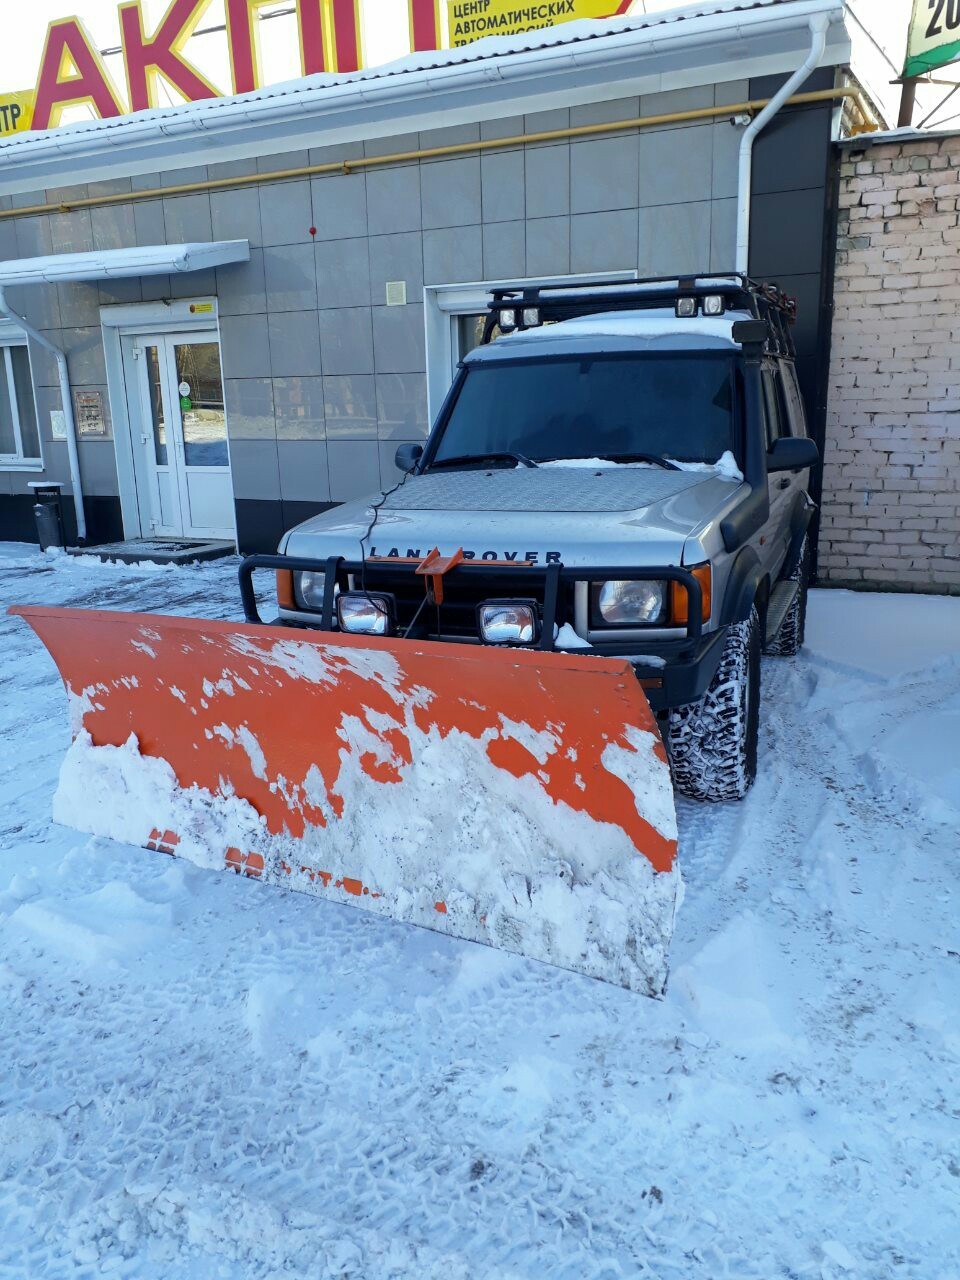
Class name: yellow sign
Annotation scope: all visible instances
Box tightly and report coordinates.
[0,91,35,136]
[447,0,628,47]
[0,0,630,136]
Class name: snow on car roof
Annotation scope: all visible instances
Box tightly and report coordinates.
[522,308,751,340]
[477,308,756,354]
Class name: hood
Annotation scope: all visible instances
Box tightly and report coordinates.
[382,466,706,513]
[282,466,745,568]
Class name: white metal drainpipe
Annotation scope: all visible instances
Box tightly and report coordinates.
[0,286,86,542]
[735,12,832,275]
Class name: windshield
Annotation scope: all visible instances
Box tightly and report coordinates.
[431,353,738,466]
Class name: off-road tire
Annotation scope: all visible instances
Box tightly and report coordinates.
[666,607,761,802]
[765,536,810,658]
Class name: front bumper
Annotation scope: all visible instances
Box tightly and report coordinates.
[612,632,727,713]
[240,552,720,712]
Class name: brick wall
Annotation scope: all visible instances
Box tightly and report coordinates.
[820,133,960,594]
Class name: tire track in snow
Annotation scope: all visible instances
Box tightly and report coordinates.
[0,553,956,1279]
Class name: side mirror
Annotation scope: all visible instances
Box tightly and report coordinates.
[768,436,818,473]
[395,443,423,474]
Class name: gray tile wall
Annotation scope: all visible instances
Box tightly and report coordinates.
[1,81,746,508]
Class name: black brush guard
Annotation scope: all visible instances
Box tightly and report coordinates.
[239,554,704,654]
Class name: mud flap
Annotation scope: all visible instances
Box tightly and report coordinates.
[11,606,680,995]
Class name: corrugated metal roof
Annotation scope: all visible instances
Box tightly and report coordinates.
[0,0,851,193]
[0,0,810,155]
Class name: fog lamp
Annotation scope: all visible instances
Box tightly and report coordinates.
[702,294,726,316]
[499,307,517,331]
[675,297,698,318]
[295,570,326,611]
[521,306,540,327]
[477,599,539,645]
[336,592,395,636]
[593,580,667,627]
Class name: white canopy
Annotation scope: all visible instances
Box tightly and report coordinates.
[0,241,250,286]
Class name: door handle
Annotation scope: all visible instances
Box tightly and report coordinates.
[777,477,790,490]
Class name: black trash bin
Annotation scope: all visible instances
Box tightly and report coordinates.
[29,482,65,552]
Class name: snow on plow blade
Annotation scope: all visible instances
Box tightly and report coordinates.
[11,605,680,995]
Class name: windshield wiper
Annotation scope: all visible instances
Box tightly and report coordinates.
[429,451,539,470]
[594,452,682,471]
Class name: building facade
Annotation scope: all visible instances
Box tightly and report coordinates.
[0,1,874,553]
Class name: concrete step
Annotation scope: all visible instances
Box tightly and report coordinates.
[66,538,235,566]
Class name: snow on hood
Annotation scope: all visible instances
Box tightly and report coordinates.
[540,451,743,481]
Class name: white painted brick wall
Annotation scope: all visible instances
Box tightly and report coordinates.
[822,134,960,593]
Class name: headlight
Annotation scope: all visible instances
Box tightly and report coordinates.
[477,599,539,645]
[295,570,326,611]
[336,592,395,636]
[593,580,668,627]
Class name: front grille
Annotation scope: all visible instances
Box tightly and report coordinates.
[355,566,573,640]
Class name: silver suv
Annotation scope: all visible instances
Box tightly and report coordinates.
[240,276,818,802]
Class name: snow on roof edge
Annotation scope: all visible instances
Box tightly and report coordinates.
[0,0,844,162]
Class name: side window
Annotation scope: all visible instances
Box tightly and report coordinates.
[780,363,808,438]
[0,344,42,468]
[761,368,786,448]
[455,314,486,363]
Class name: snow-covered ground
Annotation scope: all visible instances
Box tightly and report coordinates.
[0,546,957,1280]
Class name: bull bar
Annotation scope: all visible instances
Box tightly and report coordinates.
[238,554,705,651]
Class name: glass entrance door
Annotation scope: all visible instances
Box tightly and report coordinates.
[135,334,234,540]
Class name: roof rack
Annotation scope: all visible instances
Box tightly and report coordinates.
[482,273,798,358]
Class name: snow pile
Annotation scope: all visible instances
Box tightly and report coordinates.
[555,622,592,649]
[55,687,680,996]
[805,589,960,825]
[8,878,178,968]
[541,456,642,468]
[672,449,743,481]
[54,731,266,872]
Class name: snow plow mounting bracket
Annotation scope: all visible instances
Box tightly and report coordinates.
[416,547,465,606]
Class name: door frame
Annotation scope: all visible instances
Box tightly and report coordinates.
[101,297,236,543]
[132,331,233,540]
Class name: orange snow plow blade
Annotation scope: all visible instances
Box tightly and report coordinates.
[11,605,680,995]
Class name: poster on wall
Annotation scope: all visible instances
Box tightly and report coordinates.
[0,0,633,137]
[903,0,960,78]
[74,390,107,438]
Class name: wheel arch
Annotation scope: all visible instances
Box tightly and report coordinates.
[720,545,765,626]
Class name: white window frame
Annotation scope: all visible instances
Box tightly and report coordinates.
[0,337,43,471]
[423,271,640,426]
